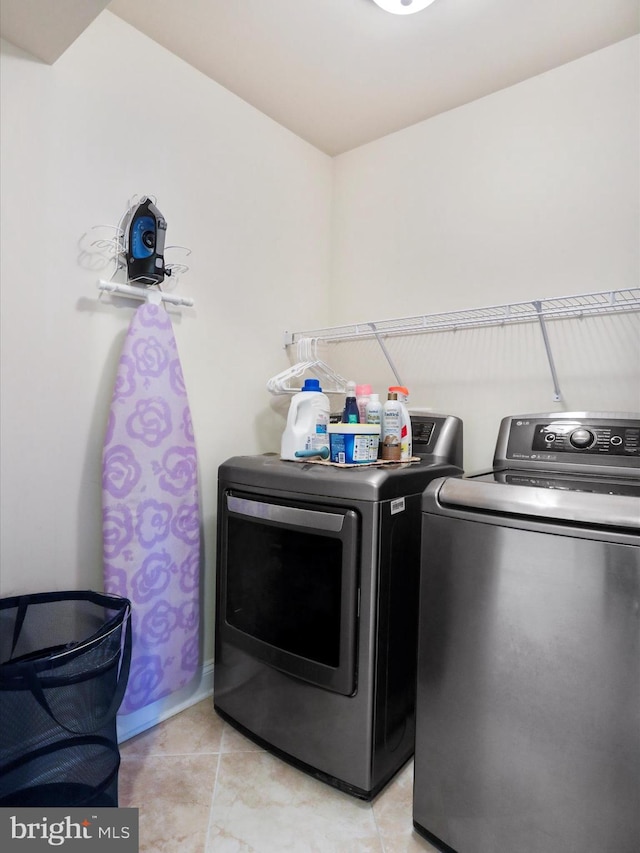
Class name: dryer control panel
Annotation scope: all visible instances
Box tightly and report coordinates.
[495,412,640,475]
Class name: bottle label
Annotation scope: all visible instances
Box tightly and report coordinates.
[329,432,379,463]
[383,412,401,436]
[311,411,329,450]
[381,440,401,461]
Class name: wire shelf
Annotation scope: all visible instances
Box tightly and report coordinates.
[287,289,640,344]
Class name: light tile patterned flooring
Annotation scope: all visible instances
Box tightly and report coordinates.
[119,698,438,852]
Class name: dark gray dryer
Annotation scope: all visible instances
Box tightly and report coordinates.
[214,413,463,800]
[414,411,640,853]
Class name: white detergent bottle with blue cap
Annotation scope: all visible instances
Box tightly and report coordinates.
[281,378,331,461]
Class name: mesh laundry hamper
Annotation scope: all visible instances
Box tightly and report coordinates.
[0,590,131,807]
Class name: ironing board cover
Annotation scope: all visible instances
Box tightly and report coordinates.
[102,302,200,714]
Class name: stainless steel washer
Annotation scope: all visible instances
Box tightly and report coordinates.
[413,412,639,853]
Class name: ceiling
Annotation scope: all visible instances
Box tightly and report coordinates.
[2,0,638,155]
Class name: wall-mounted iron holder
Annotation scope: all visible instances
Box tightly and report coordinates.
[97,279,194,307]
[87,195,193,308]
[284,289,640,402]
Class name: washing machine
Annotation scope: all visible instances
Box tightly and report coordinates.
[214,413,463,799]
[413,412,640,853]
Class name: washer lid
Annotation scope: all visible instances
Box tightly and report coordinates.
[432,473,640,530]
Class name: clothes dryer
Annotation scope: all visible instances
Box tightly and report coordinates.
[214,414,463,799]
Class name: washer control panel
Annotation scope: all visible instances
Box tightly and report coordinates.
[531,422,638,455]
[497,413,640,474]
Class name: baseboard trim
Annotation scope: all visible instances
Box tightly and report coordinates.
[116,659,214,743]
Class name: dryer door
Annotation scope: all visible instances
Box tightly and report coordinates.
[218,490,359,696]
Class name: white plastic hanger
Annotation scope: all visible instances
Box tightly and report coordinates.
[267,337,348,395]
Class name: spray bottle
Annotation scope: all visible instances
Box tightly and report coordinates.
[342,380,360,424]
[389,386,413,461]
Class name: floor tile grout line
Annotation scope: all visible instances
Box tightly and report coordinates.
[204,750,223,849]
[370,798,387,853]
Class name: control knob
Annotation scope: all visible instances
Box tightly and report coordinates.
[569,428,595,449]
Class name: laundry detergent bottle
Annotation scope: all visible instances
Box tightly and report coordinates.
[281,378,331,460]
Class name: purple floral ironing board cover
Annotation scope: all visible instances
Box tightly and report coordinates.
[102,302,200,714]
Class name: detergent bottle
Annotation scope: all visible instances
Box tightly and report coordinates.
[281,379,331,460]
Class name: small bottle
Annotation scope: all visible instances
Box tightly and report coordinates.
[366,393,383,458]
[365,393,382,425]
[381,391,402,461]
[342,381,360,424]
[355,384,371,424]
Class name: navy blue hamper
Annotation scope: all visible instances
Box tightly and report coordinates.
[0,590,131,807]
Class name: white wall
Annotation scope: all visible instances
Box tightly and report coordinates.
[0,11,332,730]
[330,36,640,470]
[1,15,638,734]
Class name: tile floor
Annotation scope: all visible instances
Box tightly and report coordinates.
[119,698,439,852]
